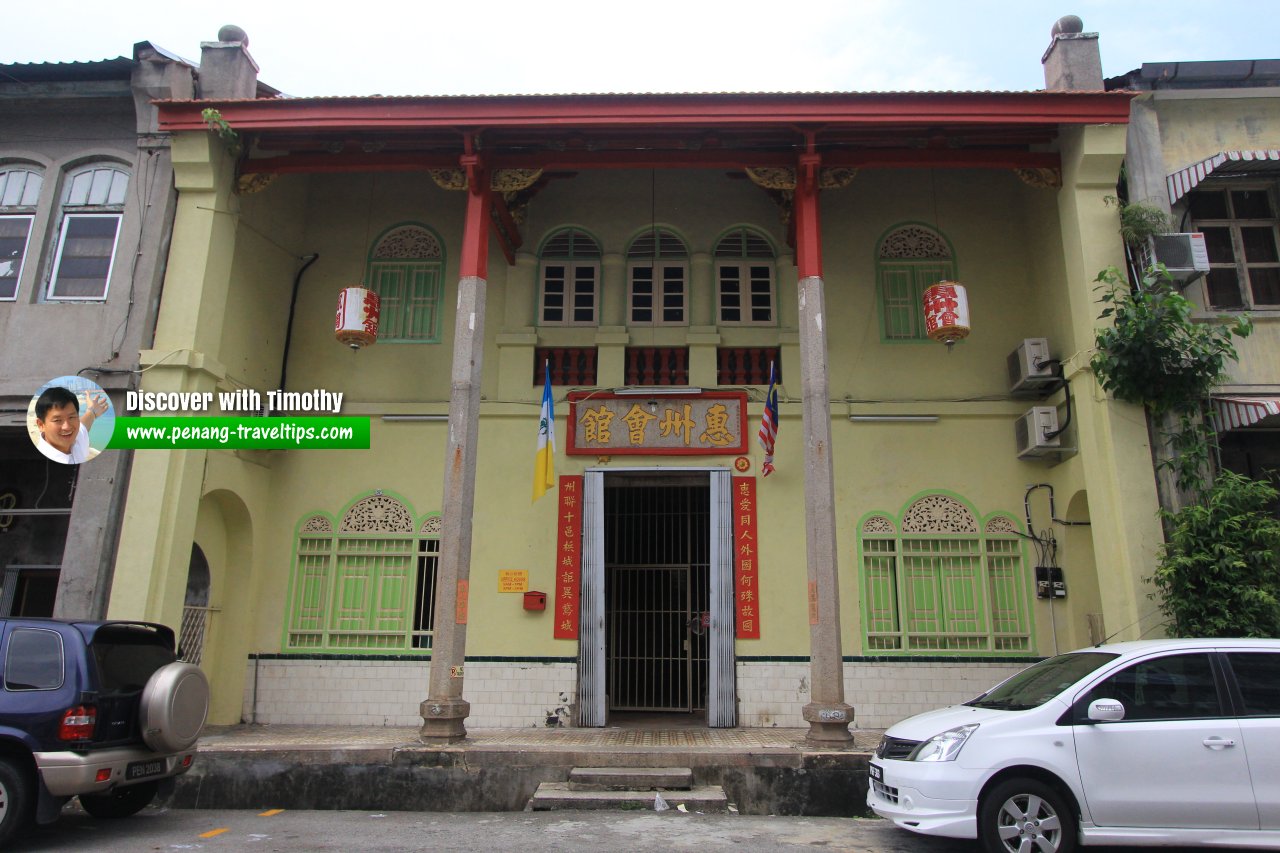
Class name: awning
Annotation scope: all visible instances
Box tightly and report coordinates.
[1168,150,1280,204]
[1213,395,1280,430]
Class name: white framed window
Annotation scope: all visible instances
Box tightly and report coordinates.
[367,223,445,342]
[0,167,44,300]
[627,227,688,325]
[1188,185,1280,310]
[539,228,600,326]
[47,166,128,301]
[715,227,775,325]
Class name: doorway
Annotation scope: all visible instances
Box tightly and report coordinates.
[577,469,736,727]
[604,474,710,718]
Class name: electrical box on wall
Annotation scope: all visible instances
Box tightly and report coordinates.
[1036,566,1067,599]
[1007,338,1057,396]
[1015,406,1061,459]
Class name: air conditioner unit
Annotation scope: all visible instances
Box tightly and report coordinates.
[1007,338,1056,396]
[1142,233,1210,284]
[1015,406,1061,459]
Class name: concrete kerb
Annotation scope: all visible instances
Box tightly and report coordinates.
[173,725,884,817]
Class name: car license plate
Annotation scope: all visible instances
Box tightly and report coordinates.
[125,758,165,780]
[869,763,882,783]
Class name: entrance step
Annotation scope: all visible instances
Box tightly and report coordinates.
[568,766,693,791]
[528,782,729,813]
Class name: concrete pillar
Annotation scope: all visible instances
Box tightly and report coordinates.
[792,156,853,746]
[1042,16,1103,92]
[421,159,491,742]
[198,25,259,100]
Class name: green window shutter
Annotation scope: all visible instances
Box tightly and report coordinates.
[880,266,918,339]
[371,261,441,342]
[862,538,901,650]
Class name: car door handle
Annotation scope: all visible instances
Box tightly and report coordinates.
[1202,737,1237,749]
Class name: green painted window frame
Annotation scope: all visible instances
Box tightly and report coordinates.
[859,495,1032,655]
[285,499,441,654]
[875,223,956,343]
[366,223,445,343]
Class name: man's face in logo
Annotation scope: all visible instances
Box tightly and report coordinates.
[37,402,80,454]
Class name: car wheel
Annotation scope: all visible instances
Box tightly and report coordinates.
[140,661,210,753]
[0,757,34,846]
[979,777,1077,853]
[79,781,159,819]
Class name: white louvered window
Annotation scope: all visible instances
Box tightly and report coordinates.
[715,227,775,325]
[0,168,43,301]
[540,228,600,326]
[47,166,128,301]
[628,228,688,325]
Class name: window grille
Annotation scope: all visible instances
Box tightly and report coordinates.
[535,347,598,385]
[716,347,779,385]
[367,224,444,342]
[860,497,1031,654]
[876,224,956,342]
[624,347,688,385]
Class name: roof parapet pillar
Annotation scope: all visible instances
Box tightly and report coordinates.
[198,25,259,100]
[1042,15,1104,92]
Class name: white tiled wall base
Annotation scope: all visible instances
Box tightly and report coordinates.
[737,660,1030,729]
[242,659,577,728]
[242,658,1029,729]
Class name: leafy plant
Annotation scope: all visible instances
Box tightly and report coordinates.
[1091,265,1252,417]
[1104,196,1173,247]
[1151,471,1280,638]
[201,108,242,158]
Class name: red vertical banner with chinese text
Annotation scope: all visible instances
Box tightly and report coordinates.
[553,475,583,639]
[733,476,761,639]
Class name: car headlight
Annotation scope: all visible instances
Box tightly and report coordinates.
[909,724,979,762]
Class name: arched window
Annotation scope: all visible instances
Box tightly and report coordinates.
[875,224,956,341]
[627,227,688,325]
[0,167,44,300]
[286,494,442,652]
[715,226,776,325]
[859,493,1031,653]
[48,164,128,300]
[538,227,601,326]
[367,223,444,342]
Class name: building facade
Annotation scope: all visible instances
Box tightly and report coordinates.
[102,24,1173,733]
[1112,60,1280,493]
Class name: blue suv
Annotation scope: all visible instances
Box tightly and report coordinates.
[0,619,209,845]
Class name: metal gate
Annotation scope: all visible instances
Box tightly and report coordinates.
[604,477,709,713]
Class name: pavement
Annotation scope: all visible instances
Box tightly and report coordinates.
[179,723,886,816]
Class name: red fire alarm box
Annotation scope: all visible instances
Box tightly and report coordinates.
[523,590,546,611]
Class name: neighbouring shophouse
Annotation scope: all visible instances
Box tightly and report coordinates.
[1108,59,1280,508]
[104,20,1167,738]
[0,33,278,636]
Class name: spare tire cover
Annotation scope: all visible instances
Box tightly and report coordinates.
[140,661,210,753]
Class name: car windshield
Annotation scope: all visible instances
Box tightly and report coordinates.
[965,652,1118,711]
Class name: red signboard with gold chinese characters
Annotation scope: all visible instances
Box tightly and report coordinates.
[733,476,761,639]
[553,475,583,639]
[566,392,748,455]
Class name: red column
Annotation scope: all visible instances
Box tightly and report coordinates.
[793,152,822,279]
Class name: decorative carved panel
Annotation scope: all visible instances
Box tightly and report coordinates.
[340,494,415,533]
[862,515,897,534]
[301,514,332,533]
[901,494,977,533]
[421,515,442,536]
[985,516,1018,535]
[878,225,951,260]
[372,226,442,260]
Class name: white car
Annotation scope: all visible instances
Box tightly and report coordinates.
[867,638,1280,852]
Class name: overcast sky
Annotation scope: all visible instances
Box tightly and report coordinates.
[6,1,1279,97]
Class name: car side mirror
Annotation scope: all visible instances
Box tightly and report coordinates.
[1087,698,1125,723]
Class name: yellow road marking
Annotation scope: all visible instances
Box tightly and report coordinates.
[259,809,285,817]
[199,828,229,838]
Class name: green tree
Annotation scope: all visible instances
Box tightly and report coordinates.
[1151,471,1280,638]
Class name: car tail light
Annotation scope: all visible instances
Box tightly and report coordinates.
[59,704,97,741]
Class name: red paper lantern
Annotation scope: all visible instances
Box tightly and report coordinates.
[923,280,970,347]
[335,286,379,349]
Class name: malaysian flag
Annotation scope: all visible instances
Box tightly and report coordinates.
[758,362,778,477]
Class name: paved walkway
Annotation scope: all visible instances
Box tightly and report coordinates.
[198,724,884,754]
